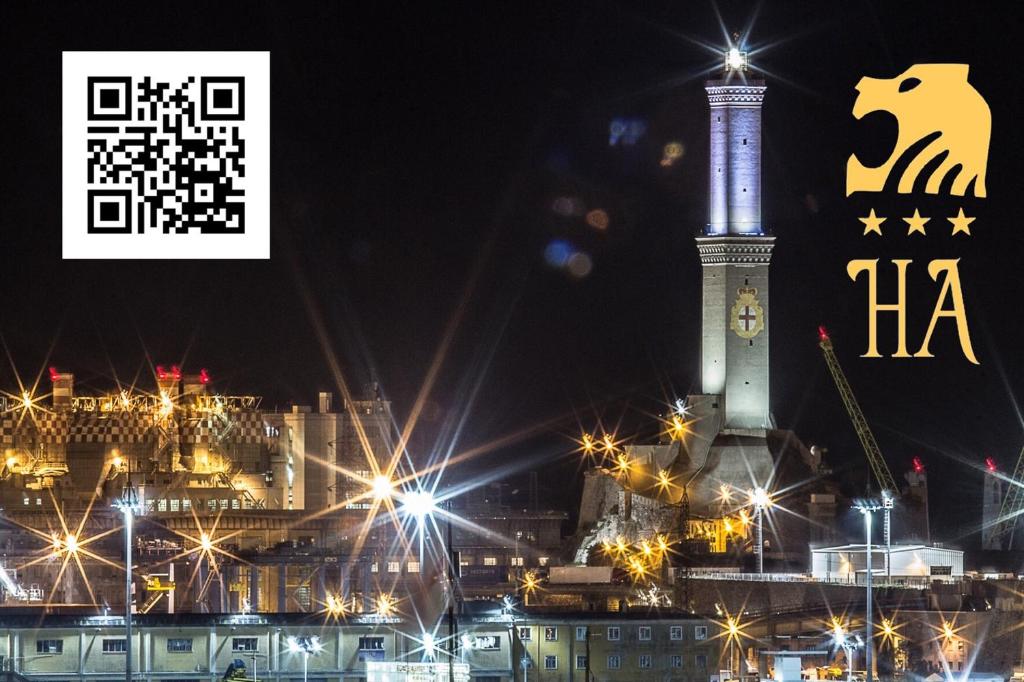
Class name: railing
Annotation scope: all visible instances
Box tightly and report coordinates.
[683,570,948,589]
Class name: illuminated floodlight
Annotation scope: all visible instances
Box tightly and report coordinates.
[287,636,300,653]
[727,616,740,638]
[830,617,846,644]
[422,632,436,659]
[5,456,17,470]
[64,534,78,554]
[942,620,955,640]
[200,532,213,552]
[20,392,32,409]
[725,47,747,72]
[403,489,436,520]
[375,592,396,618]
[749,487,771,510]
[371,475,394,500]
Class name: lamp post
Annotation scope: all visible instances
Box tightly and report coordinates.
[854,498,882,682]
[115,458,138,682]
[286,636,321,682]
[749,487,771,574]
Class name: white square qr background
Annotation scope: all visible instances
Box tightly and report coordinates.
[62,51,270,260]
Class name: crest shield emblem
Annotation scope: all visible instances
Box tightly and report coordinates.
[730,287,764,339]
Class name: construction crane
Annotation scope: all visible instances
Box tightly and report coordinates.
[818,327,898,563]
[990,445,1024,549]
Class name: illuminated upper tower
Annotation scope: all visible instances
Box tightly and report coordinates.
[697,48,774,430]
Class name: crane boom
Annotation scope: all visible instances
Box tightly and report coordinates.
[818,327,899,495]
[991,444,1024,549]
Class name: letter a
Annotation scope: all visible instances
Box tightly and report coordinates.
[847,259,912,358]
[915,259,979,364]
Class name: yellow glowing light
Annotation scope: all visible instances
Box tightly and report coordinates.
[657,469,672,491]
[325,593,346,616]
[20,392,32,409]
[724,518,734,533]
[5,456,16,469]
[727,616,740,637]
[615,537,627,555]
[719,484,734,503]
[942,621,955,639]
[640,540,653,556]
[602,433,617,454]
[158,391,173,417]
[668,414,687,440]
[738,510,750,526]
[112,454,123,468]
[200,533,213,552]
[831,617,845,640]
[582,434,595,455]
[50,533,62,554]
[375,593,396,617]
[521,571,539,594]
[64,534,78,554]
[615,454,631,475]
[656,535,669,553]
[370,475,394,500]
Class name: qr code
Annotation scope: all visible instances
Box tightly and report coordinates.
[63,52,269,259]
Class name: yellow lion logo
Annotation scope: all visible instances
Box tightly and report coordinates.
[847,64,990,197]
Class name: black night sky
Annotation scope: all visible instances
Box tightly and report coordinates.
[2,1,1021,545]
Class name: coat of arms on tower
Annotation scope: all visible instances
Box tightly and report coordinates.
[730,287,764,339]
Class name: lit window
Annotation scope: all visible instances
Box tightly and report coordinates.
[670,626,683,641]
[575,655,587,670]
[232,499,240,509]
[518,627,531,641]
[511,557,524,567]
[167,638,193,653]
[638,626,651,641]
[575,626,587,641]
[182,498,191,511]
[36,640,63,654]
[358,636,384,651]
[483,557,497,566]
[158,499,167,512]
[671,654,682,668]
[407,561,420,573]
[370,563,379,573]
[102,639,127,654]
[232,637,258,652]
[387,562,400,573]
[170,499,180,512]
[607,655,620,670]
[639,655,652,669]
[36,497,42,505]
[544,655,558,670]
[219,499,229,510]
[544,627,558,642]
[538,556,549,566]
[607,627,620,641]
[207,499,217,510]
[694,626,707,641]
[22,498,28,505]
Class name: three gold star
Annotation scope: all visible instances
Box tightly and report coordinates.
[859,209,974,236]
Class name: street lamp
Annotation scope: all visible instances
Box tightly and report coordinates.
[854,498,882,682]
[748,487,771,574]
[114,458,139,682]
[286,635,322,682]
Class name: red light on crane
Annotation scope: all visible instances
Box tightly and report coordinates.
[49,367,60,382]
[156,365,167,380]
[171,365,182,380]
[912,456,925,474]
[818,326,830,342]
[985,457,997,473]
[199,368,210,384]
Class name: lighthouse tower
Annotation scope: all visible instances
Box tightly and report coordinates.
[696,50,774,430]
